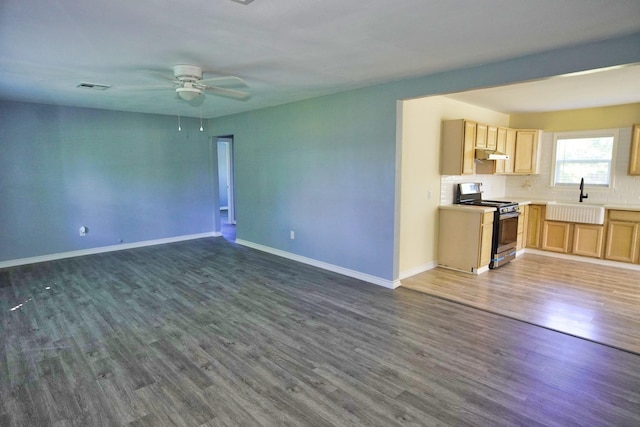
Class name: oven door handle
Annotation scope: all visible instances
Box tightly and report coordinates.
[499,211,520,220]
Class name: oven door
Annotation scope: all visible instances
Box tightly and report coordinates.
[496,211,519,253]
[491,211,519,268]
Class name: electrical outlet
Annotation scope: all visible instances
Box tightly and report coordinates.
[79,226,88,236]
[290,230,295,240]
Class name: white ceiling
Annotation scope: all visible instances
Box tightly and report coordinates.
[446,63,640,114]
[1,0,640,118]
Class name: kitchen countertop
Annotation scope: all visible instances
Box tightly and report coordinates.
[438,204,495,213]
[508,198,640,211]
[441,199,640,212]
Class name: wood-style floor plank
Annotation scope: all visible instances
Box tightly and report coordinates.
[1,238,640,426]
[401,253,640,354]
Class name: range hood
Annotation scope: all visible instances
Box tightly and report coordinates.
[475,149,509,161]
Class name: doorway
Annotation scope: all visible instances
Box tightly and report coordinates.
[217,137,236,241]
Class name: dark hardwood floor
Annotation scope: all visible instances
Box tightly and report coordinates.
[1,238,640,426]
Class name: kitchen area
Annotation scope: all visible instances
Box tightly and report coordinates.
[437,119,640,275]
[397,65,640,354]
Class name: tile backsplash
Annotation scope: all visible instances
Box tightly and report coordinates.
[441,174,506,204]
[441,127,640,206]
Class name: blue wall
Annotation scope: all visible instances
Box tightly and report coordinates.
[212,88,398,280]
[0,102,213,261]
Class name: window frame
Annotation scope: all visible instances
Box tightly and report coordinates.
[550,128,618,189]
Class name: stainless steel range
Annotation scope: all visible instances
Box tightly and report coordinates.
[455,183,520,269]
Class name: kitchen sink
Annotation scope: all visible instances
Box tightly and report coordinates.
[545,202,605,225]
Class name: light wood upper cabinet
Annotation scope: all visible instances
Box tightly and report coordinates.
[486,125,498,150]
[629,124,640,175]
[504,128,517,174]
[475,123,488,149]
[494,127,507,174]
[441,119,477,175]
[441,119,540,176]
[513,130,540,174]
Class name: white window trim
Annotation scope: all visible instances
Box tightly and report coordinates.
[550,128,618,190]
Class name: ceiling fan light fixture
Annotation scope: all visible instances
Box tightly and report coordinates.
[176,87,203,101]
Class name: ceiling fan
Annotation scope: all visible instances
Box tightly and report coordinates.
[126,65,250,105]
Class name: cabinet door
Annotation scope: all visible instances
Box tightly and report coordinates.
[604,221,639,263]
[526,205,543,248]
[514,130,539,174]
[486,125,498,150]
[629,124,640,176]
[516,204,529,251]
[441,119,476,175]
[438,209,491,272]
[573,224,603,258]
[542,221,571,253]
[494,127,507,174]
[504,128,516,174]
[462,120,476,175]
[475,123,488,149]
[479,211,494,267]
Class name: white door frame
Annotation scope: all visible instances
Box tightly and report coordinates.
[218,137,235,224]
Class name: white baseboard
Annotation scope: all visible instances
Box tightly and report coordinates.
[0,232,220,269]
[398,261,438,281]
[235,239,398,289]
[524,248,640,271]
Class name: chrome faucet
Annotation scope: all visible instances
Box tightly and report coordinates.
[579,177,588,203]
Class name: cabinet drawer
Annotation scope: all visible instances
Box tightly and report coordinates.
[608,210,640,222]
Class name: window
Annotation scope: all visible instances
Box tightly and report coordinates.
[552,129,617,187]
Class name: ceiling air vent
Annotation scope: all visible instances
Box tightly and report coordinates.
[77,82,112,91]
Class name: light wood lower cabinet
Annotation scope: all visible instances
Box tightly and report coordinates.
[479,216,494,267]
[516,204,529,251]
[572,224,604,258]
[438,208,494,273]
[542,221,604,257]
[542,221,571,253]
[526,204,543,248]
[522,206,640,263]
[604,210,640,264]
[605,221,639,263]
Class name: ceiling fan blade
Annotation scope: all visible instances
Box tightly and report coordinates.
[203,85,250,100]
[198,76,247,87]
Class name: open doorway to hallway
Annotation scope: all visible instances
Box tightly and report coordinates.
[217,136,236,242]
